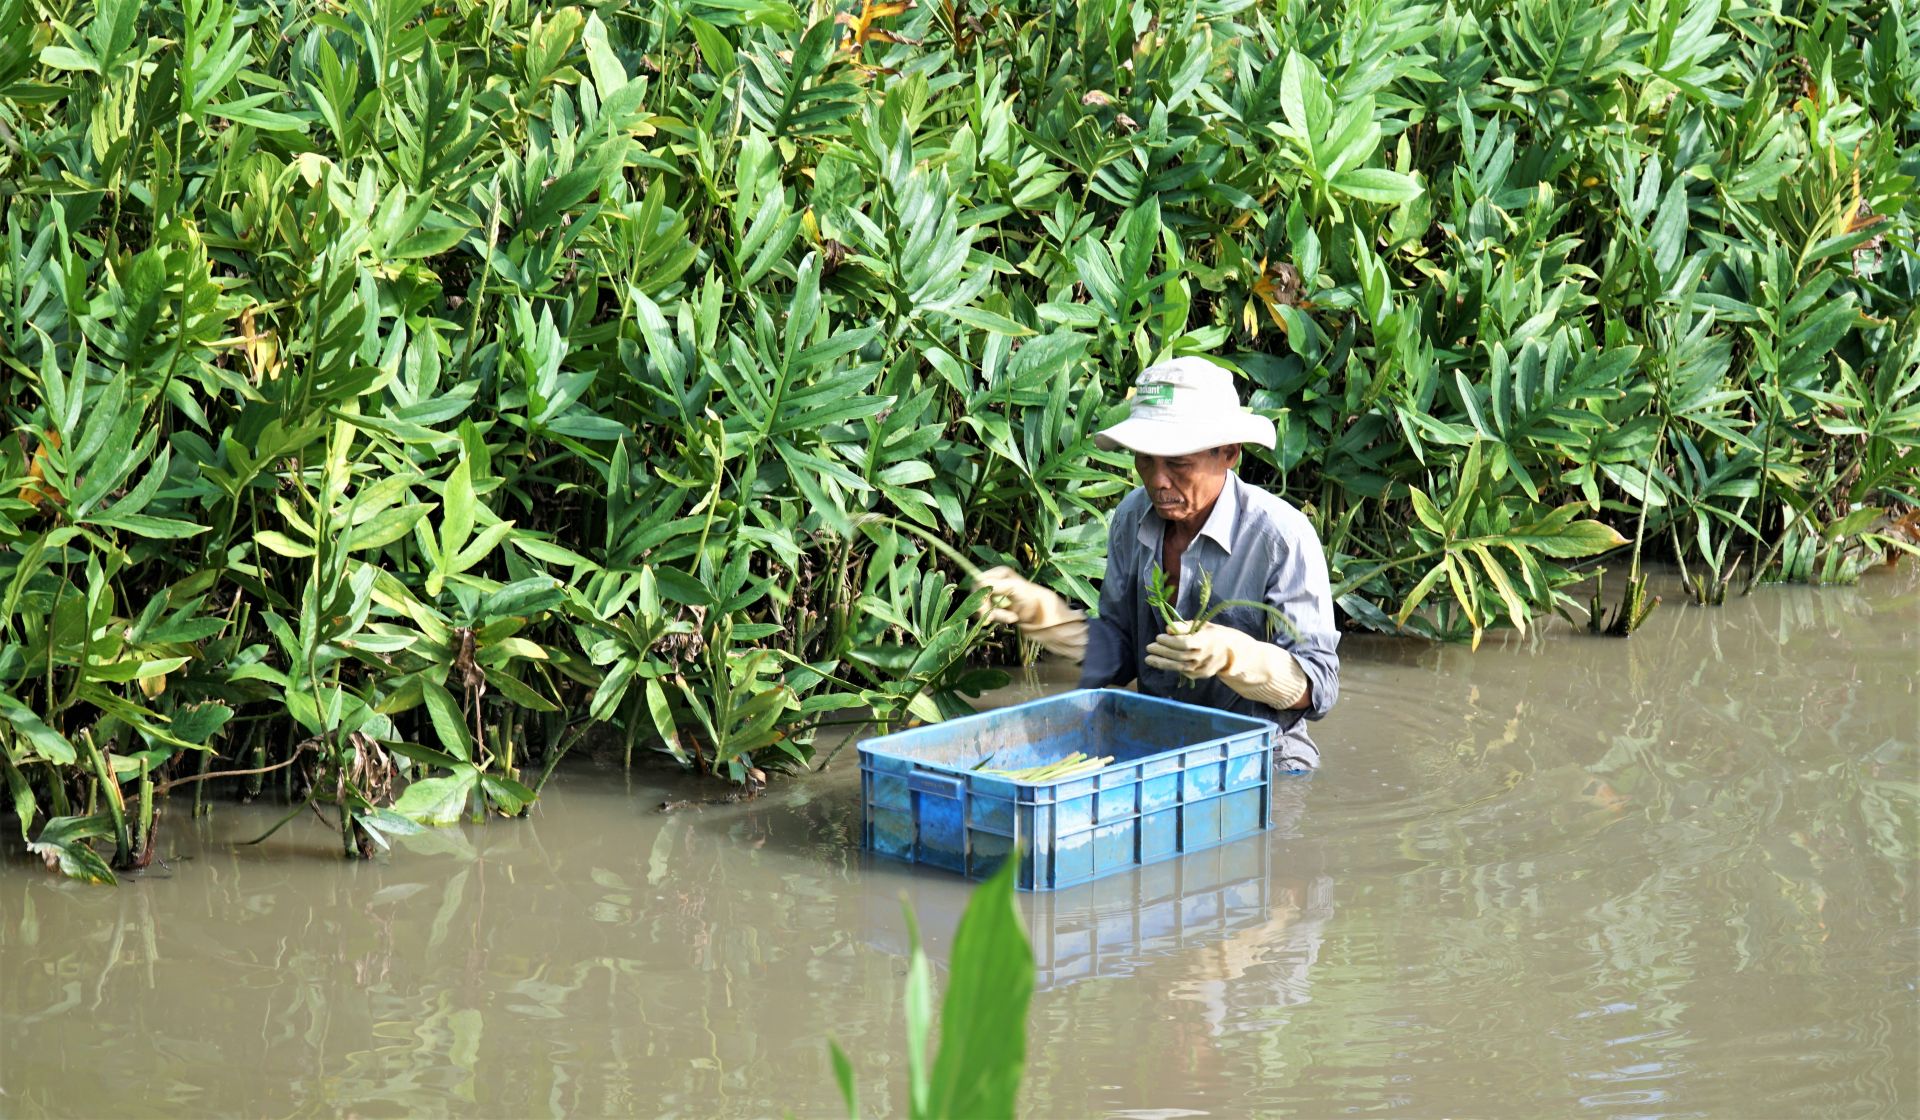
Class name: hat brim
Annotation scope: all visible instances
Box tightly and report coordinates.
[1093,413,1276,457]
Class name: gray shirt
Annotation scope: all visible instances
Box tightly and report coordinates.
[1080,471,1340,768]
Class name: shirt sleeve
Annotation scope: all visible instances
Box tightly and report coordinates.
[1265,518,1341,721]
[1079,504,1139,690]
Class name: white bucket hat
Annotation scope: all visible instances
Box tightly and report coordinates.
[1093,357,1277,457]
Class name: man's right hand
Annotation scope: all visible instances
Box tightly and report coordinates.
[970,567,1089,662]
[973,566,1061,627]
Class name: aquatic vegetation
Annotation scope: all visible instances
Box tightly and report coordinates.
[829,855,1034,1119]
[0,0,1913,877]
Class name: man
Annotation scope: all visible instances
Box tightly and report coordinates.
[975,357,1340,770]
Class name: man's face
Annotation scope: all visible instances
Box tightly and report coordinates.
[1134,446,1238,526]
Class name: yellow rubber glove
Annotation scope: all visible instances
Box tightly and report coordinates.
[972,566,1088,663]
[1143,622,1310,710]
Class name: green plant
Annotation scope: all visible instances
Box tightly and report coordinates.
[827,854,1034,1120]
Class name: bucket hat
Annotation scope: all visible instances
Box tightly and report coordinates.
[1092,357,1277,457]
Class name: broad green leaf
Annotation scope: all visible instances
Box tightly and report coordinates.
[1649,179,1689,279]
[389,766,479,827]
[479,772,535,815]
[582,13,629,96]
[1443,551,1483,644]
[653,567,713,606]
[1409,488,1445,535]
[88,512,209,539]
[422,678,472,761]
[169,702,234,745]
[904,691,944,725]
[1395,562,1450,627]
[591,658,637,722]
[5,756,36,842]
[26,814,118,884]
[1470,543,1527,631]
[1331,168,1423,204]
[1,695,76,764]
[1278,51,1325,142]
[256,530,316,558]
[481,636,546,662]
[388,741,465,770]
[687,15,735,76]
[644,677,685,764]
[449,520,516,574]
[1822,506,1883,540]
[479,576,565,619]
[348,503,434,552]
[443,455,476,561]
[207,95,306,132]
[488,670,560,712]
[1320,98,1382,179]
[39,46,100,73]
[357,808,428,849]
[85,655,191,684]
[940,306,1035,336]
[924,855,1033,1119]
[1509,514,1631,558]
[389,225,470,260]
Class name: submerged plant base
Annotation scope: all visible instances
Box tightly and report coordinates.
[1589,570,1661,637]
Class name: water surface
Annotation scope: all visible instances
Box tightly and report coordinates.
[3,567,1915,1117]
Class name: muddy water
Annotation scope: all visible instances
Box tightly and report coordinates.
[3,567,1916,1118]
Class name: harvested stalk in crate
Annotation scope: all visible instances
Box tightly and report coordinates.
[975,751,1115,782]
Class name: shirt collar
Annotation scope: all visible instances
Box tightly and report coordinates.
[1198,471,1242,554]
[1136,471,1244,556]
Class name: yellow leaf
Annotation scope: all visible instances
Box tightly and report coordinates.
[292,151,333,187]
[840,0,919,55]
[240,306,282,382]
[19,429,61,509]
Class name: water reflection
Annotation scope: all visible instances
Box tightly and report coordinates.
[0,566,1914,1118]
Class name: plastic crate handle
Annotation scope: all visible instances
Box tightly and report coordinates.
[907,771,965,801]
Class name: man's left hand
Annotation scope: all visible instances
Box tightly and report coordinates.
[1145,622,1312,709]
[1143,623,1236,680]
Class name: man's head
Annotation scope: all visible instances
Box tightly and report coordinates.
[1092,357,1275,469]
[1136,445,1240,527]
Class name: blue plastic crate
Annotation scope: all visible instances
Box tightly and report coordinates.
[858,688,1277,890]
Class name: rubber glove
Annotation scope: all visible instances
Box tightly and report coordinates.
[972,566,1088,663]
[1143,622,1310,710]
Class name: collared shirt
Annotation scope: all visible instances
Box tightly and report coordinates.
[1079,471,1340,768]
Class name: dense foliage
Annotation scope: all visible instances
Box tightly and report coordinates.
[1,0,1914,877]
